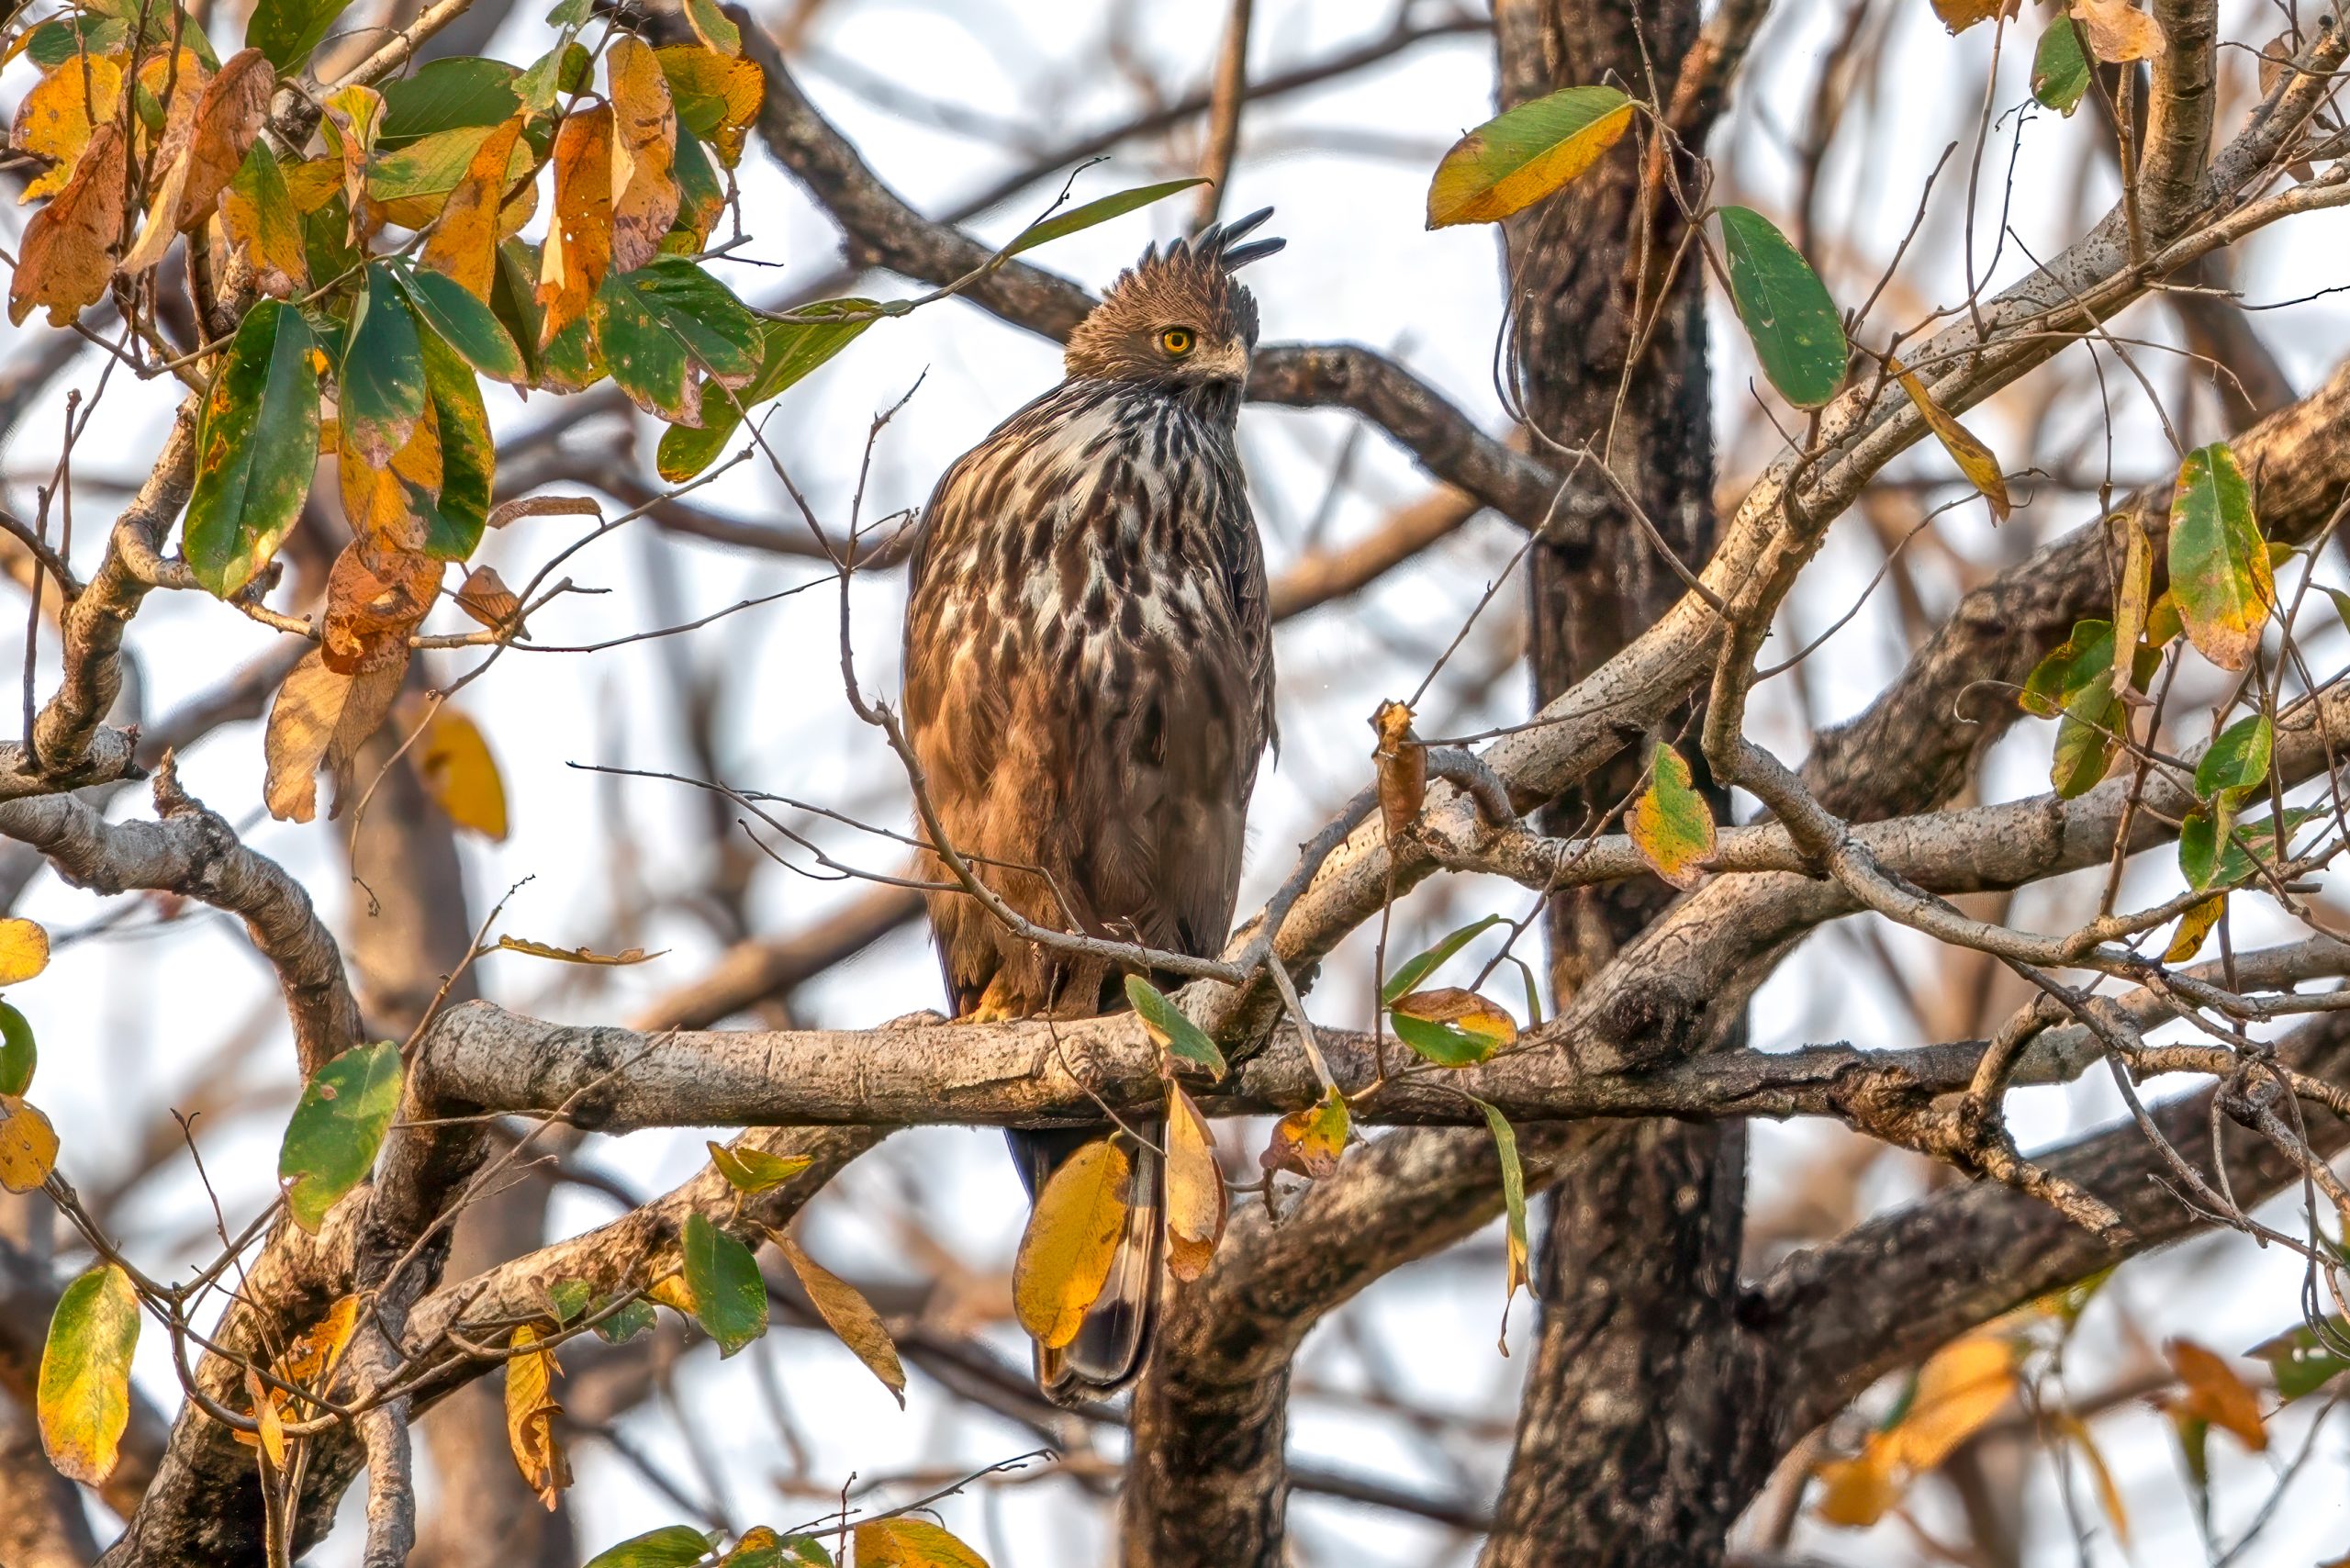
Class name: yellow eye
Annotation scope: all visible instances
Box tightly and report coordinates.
[1159,328,1194,356]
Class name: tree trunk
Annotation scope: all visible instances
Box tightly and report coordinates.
[1483,5,1748,1562]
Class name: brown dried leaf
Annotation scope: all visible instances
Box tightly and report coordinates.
[118,52,211,275]
[1012,1137,1131,1350]
[322,540,439,675]
[2167,1338,2269,1451]
[493,935,662,965]
[1260,1085,1351,1182]
[503,1325,569,1509]
[1165,1086,1226,1282]
[606,37,679,274]
[420,116,525,302]
[1371,698,1426,840]
[174,49,275,230]
[538,105,612,346]
[8,120,129,327]
[2258,33,2293,98]
[12,53,124,204]
[2071,0,2165,62]
[776,1233,906,1406]
[262,645,407,823]
[454,565,522,630]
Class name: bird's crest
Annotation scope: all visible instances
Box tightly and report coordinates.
[1065,207,1285,383]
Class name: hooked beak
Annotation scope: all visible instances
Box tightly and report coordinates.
[1196,338,1249,382]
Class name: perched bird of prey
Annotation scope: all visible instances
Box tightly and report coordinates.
[901,209,1284,1402]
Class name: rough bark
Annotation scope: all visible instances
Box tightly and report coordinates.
[1483,5,1749,1563]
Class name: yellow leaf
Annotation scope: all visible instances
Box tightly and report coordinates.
[655,45,763,167]
[7,119,129,327]
[274,1295,361,1400]
[1164,1087,1226,1282]
[244,1364,286,1467]
[705,1139,813,1194]
[1891,1331,2020,1471]
[1814,1435,1900,1528]
[38,1263,139,1486]
[2071,0,2165,62]
[1629,740,1716,890]
[1261,1085,1351,1181]
[1891,355,2009,522]
[645,1274,694,1315]
[12,53,124,203]
[0,917,50,983]
[2168,1337,2269,1451]
[0,1094,60,1192]
[504,1325,570,1508]
[2164,895,2225,963]
[1390,986,1520,1046]
[415,704,509,840]
[776,1233,906,1406]
[851,1518,990,1568]
[1426,85,1634,228]
[2111,515,2153,684]
[1012,1138,1132,1350]
[2055,1411,2130,1546]
[493,935,663,965]
[1933,0,2019,32]
[606,37,680,274]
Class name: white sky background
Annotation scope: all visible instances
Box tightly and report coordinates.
[5,0,2350,1562]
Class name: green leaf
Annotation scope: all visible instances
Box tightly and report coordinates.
[380,57,520,148]
[591,1296,657,1344]
[2248,1317,2350,1401]
[0,1001,34,1097]
[592,260,764,425]
[1005,176,1209,256]
[705,1140,815,1194]
[667,123,726,252]
[2195,714,2273,804]
[2051,682,2123,799]
[1425,84,1635,228]
[545,1278,591,1322]
[304,195,365,290]
[1469,1096,1529,1349]
[341,265,428,466]
[490,239,548,386]
[1718,206,1849,409]
[2179,804,2222,890]
[2210,806,2326,890]
[247,0,351,72]
[397,265,524,384]
[655,300,877,481]
[543,0,593,28]
[278,1041,404,1233]
[2031,17,2090,114]
[580,1526,719,1568]
[87,0,218,64]
[183,300,320,599]
[2168,442,2273,671]
[1629,740,1717,888]
[409,324,495,560]
[681,0,742,54]
[680,1211,766,1357]
[1125,975,1225,1078]
[1390,1007,1502,1068]
[38,1264,140,1485]
[1382,913,1503,1005]
[23,16,128,67]
[2020,619,2115,718]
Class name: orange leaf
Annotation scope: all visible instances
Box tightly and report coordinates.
[2167,1337,2269,1451]
[606,38,679,274]
[263,647,408,823]
[322,540,439,675]
[1371,699,1426,841]
[118,51,212,275]
[420,116,525,302]
[8,120,129,327]
[538,105,612,346]
[174,49,276,231]
[454,565,521,629]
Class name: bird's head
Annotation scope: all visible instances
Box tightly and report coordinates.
[1063,207,1284,397]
